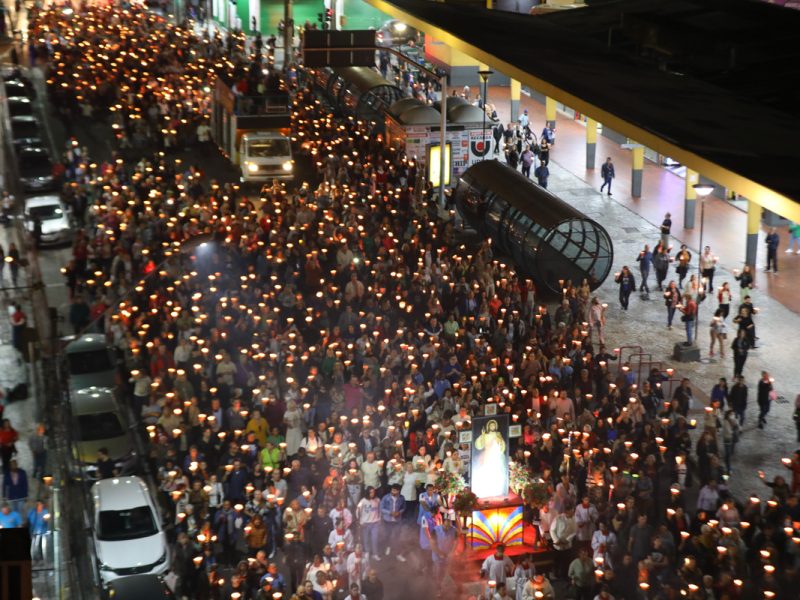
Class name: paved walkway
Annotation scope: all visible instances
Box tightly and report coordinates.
[486,85,800,315]
[542,153,799,500]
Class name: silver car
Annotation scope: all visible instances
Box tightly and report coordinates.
[24,195,72,245]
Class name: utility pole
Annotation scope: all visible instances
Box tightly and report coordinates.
[283,0,293,68]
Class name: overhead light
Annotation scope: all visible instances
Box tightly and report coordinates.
[393,22,407,33]
[692,183,714,197]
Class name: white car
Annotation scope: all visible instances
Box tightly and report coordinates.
[23,195,73,245]
[92,476,169,582]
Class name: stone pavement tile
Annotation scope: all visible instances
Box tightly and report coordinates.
[544,161,800,500]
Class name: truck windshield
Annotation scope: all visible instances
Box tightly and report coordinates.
[247,139,290,158]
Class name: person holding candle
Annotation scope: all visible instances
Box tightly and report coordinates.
[757,371,774,430]
[733,264,754,301]
[700,246,717,292]
[664,280,681,330]
[675,244,692,288]
[614,266,636,311]
[636,244,653,295]
[677,293,697,346]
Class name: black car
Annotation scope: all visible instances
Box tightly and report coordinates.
[17,146,56,192]
[10,115,43,150]
[104,575,173,600]
[4,78,35,100]
[7,96,34,117]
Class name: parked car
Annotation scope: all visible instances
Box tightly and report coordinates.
[4,78,35,99]
[64,334,118,391]
[70,387,135,479]
[103,575,174,600]
[18,147,57,192]
[7,96,34,117]
[23,195,72,244]
[10,115,43,150]
[91,476,170,582]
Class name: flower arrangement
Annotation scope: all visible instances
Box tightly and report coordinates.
[452,488,479,517]
[434,470,467,497]
[523,479,550,509]
[509,460,534,495]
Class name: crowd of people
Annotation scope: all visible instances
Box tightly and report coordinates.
[3,2,798,600]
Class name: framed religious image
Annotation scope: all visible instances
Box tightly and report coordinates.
[459,431,473,444]
[484,404,497,416]
[470,414,510,498]
[509,425,522,438]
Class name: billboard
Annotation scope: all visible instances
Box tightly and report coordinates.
[470,414,510,498]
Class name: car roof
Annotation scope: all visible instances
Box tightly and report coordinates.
[25,195,62,209]
[92,476,150,511]
[66,334,111,353]
[106,575,172,599]
[10,114,37,124]
[71,387,117,415]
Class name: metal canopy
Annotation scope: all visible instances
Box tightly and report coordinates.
[364,0,800,221]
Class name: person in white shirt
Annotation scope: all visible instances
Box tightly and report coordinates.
[346,544,369,589]
[550,506,577,579]
[591,521,617,570]
[360,452,381,489]
[356,487,382,560]
[574,496,599,544]
[328,519,354,552]
[481,544,514,597]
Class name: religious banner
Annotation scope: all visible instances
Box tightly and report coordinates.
[470,414,510,499]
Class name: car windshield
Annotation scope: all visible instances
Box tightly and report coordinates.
[247,139,290,158]
[97,506,158,541]
[68,349,114,375]
[20,155,52,176]
[12,121,40,139]
[28,204,63,220]
[77,412,124,442]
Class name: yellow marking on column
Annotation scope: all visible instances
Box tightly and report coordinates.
[545,96,556,122]
[632,146,644,170]
[586,118,597,144]
[685,170,698,200]
[510,79,521,101]
[748,199,761,235]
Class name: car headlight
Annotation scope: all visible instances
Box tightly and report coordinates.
[247,162,259,173]
[155,549,168,565]
[282,160,293,172]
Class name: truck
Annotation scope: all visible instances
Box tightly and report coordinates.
[211,79,294,183]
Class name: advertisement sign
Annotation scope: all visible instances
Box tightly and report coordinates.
[470,414,510,499]
[427,143,451,187]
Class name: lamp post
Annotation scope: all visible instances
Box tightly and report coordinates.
[478,69,493,161]
[692,183,714,344]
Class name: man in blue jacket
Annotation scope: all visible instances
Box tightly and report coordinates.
[380,484,406,562]
[765,227,779,273]
[3,460,28,518]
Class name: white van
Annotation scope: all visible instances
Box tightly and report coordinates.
[92,476,169,582]
[239,131,293,182]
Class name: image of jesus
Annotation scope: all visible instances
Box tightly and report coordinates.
[472,419,508,498]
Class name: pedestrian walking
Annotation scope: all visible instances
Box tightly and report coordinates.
[731,330,751,379]
[757,371,773,429]
[636,244,652,294]
[8,243,21,287]
[0,419,18,473]
[786,221,800,254]
[660,213,672,248]
[521,146,534,178]
[28,424,47,480]
[600,157,615,196]
[538,138,550,166]
[794,394,800,442]
[493,122,504,155]
[700,246,717,291]
[541,123,555,145]
[717,282,732,320]
[615,266,635,310]
[709,309,727,358]
[9,303,26,353]
[675,245,692,287]
[734,265,754,302]
[733,302,756,349]
[664,280,680,329]
[653,244,670,291]
[534,162,549,189]
[729,375,748,425]
[765,227,779,273]
[588,297,606,345]
[28,500,50,561]
[678,293,697,346]
[380,484,406,562]
[2,459,28,517]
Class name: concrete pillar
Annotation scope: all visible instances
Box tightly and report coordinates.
[510,79,521,124]
[586,117,597,169]
[746,199,761,268]
[684,169,698,229]
[631,145,644,198]
[545,96,556,130]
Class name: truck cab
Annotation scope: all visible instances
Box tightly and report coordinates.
[239,131,294,182]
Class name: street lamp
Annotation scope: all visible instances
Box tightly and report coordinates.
[478,69,493,160]
[693,182,714,344]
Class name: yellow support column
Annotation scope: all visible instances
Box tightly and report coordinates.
[684,170,698,229]
[510,79,521,124]
[631,145,644,197]
[746,199,761,268]
[545,96,556,129]
[586,117,597,169]
[486,0,493,8]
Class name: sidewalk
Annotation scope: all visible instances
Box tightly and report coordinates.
[487,84,800,315]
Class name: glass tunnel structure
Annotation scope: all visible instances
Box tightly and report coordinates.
[453,160,614,294]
